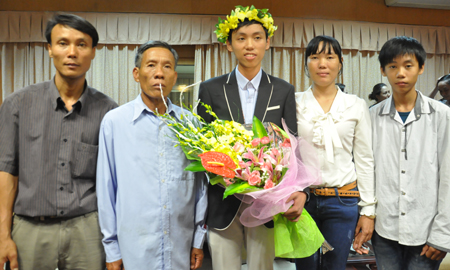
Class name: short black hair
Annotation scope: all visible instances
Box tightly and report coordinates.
[369,83,387,101]
[227,19,269,44]
[379,36,426,71]
[135,40,179,68]
[304,35,343,76]
[45,13,99,47]
[437,74,450,86]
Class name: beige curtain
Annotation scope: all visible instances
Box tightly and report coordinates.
[2,11,450,105]
[3,12,450,54]
[0,12,216,45]
[1,43,54,103]
[91,44,140,105]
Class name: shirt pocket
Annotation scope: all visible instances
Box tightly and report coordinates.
[166,157,196,182]
[70,141,98,179]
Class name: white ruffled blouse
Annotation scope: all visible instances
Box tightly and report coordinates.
[296,87,376,216]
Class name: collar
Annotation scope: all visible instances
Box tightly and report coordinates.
[303,86,345,164]
[379,91,433,124]
[235,66,262,91]
[302,86,356,114]
[132,94,175,122]
[51,76,89,112]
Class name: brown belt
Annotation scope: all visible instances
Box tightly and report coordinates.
[311,181,360,197]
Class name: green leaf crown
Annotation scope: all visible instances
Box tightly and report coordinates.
[215,5,277,44]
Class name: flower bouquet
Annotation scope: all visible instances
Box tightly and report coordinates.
[162,103,326,258]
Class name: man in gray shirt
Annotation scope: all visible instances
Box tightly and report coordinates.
[0,14,117,270]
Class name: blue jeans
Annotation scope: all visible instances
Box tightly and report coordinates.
[372,230,442,270]
[295,189,359,270]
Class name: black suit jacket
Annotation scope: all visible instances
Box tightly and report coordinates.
[198,69,297,229]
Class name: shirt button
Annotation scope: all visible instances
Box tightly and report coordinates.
[401,149,406,152]
[401,212,405,216]
[164,231,167,235]
[161,179,165,183]
[401,170,405,174]
[402,128,406,132]
[163,205,167,209]
[402,191,406,195]
[60,187,64,191]
[63,139,67,142]
[160,153,163,157]
[61,163,65,166]
[60,211,64,215]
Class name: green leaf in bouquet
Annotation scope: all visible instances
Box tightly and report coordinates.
[209,175,227,186]
[273,210,324,258]
[223,182,260,199]
[252,116,267,139]
[270,122,290,140]
[180,144,201,161]
[184,161,206,172]
[281,167,288,178]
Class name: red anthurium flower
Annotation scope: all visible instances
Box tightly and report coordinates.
[199,151,236,179]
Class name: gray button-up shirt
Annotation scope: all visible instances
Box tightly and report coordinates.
[0,78,118,217]
[370,91,450,253]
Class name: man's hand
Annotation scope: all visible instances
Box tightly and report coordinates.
[353,215,374,255]
[106,259,125,270]
[0,172,19,270]
[190,247,204,270]
[0,237,18,270]
[282,191,307,222]
[421,245,447,261]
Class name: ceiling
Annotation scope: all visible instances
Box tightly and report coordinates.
[385,0,450,10]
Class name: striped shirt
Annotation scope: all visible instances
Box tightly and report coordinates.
[0,78,118,217]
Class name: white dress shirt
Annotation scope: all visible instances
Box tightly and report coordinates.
[296,87,376,216]
[370,91,450,252]
[235,67,262,125]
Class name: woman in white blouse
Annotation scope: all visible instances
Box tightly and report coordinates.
[294,35,376,270]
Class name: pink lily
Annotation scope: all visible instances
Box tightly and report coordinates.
[242,147,266,165]
[235,166,251,181]
[239,160,252,169]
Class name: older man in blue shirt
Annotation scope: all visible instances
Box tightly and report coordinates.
[96,41,207,270]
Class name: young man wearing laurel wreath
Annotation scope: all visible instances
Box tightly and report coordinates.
[198,6,307,270]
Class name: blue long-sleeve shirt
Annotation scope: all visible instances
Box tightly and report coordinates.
[96,95,207,269]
